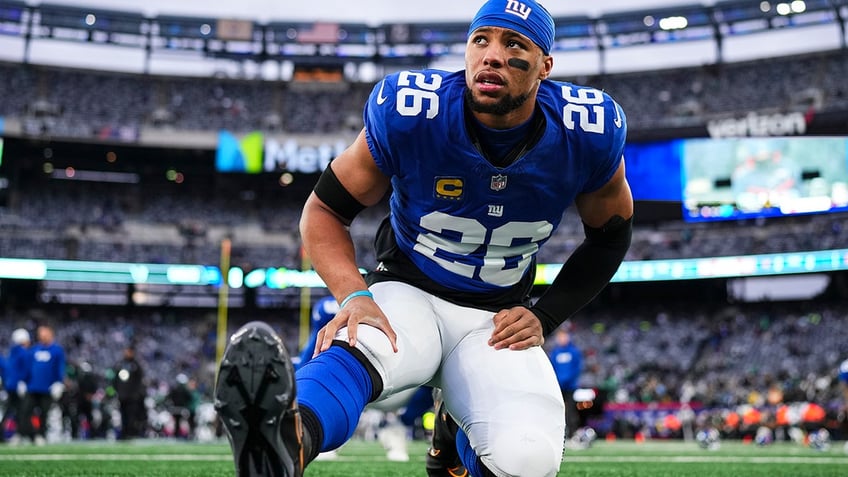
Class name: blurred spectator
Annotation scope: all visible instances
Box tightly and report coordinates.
[0,328,32,443]
[165,373,199,440]
[66,361,100,440]
[294,295,339,370]
[19,325,65,446]
[112,345,147,439]
[838,359,848,438]
[549,325,583,439]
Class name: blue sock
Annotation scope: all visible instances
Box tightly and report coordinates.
[457,427,486,476]
[295,346,373,451]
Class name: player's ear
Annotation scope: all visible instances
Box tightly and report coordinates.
[538,55,553,81]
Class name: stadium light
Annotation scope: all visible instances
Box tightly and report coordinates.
[227,267,244,288]
[3,250,848,289]
[243,268,267,288]
[659,16,689,31]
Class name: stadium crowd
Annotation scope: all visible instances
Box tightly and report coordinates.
[2,48,848,272]
[0,49,846,137]
[1,299,846,444]
[3,183,848,270]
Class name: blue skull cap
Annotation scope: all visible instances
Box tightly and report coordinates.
[468,0,555,55]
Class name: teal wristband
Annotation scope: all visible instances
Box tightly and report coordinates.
[340,290,373,309]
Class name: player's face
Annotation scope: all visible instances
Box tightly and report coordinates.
[464,27,552,126]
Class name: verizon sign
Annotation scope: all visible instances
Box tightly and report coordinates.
[706,111,807,138]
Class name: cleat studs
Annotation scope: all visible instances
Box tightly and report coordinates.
[247,327,263,341]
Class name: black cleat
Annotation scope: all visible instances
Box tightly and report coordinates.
[426,390,469,477]
[215,321,303,477]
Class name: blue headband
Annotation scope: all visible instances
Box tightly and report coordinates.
[468,0,555,55]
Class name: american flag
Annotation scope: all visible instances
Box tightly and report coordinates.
[297,22,339,44]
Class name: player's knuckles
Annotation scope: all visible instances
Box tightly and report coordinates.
[493,311,515,325]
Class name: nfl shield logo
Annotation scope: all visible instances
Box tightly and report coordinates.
[490,174,507,191]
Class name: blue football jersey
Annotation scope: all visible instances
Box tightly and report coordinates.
[363,69,626,297]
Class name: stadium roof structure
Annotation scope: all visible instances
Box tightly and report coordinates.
[0,0,845,77]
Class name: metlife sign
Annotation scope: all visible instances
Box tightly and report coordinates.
[216,131,349,174]
[263,138,348,174]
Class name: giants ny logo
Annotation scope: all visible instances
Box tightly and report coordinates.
[505,0,532,20]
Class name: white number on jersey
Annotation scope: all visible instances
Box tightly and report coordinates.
[413,211,553,287]
[396,71,443,119]
[561,86,605,134]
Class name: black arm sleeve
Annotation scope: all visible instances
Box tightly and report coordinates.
[313,164,367,223]
[530,215,633,336]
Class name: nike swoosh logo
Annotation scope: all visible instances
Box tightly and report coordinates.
[613,103,622,128]
[376,80,388,105]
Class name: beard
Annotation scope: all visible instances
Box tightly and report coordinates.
[464,88,530,116]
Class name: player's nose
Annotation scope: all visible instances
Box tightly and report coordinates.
[482,44,506,68]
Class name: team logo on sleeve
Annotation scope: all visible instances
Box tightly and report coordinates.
[613,102,622,128]
[490,174,508,191]
[376,80,389,105]
[435,177,464,200]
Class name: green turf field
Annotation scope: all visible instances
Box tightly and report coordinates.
[0,439,846,476]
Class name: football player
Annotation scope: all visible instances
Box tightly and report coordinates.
[215,1,633,476]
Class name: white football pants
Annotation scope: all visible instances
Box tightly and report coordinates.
[334,281,565,477]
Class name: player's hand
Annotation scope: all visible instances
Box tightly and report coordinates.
[489,306,545,351]
[314,296,398,357]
